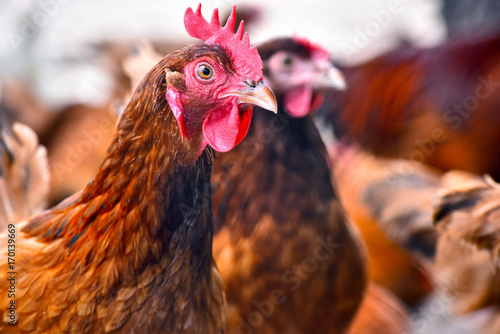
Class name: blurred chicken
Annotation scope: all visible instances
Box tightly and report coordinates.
[329,144,437,306]
[212,37,382,333]
[319,32,500,179]
[433,170,500,333]
[0,122,49,228]
[121,41,162,101]
[0,6,278,332]
[332,143,441,259]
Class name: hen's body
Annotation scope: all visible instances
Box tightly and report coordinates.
[0,5,280,332]
[0,51,226,333]
[213,79,366,333]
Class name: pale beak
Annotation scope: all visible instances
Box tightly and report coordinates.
[224,80,278,114]
[313,62,347,91]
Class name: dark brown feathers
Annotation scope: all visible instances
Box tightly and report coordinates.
[212,105,367,333]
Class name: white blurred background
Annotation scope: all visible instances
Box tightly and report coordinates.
[0,0,448,108]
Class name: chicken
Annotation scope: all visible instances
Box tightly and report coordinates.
[0,5,277,333]
[433,170,500,333]
[330,144,437,306]
[332,144,441,259]
[212,37,367,333]
[0,123,49,228]
[318,32,500,179]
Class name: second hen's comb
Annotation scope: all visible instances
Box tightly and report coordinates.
[293,36,329,60]
[184,4,263,80]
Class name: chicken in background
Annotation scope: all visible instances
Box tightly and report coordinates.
[331,143,441,259]
[0,65,120,207]
[433,170,500,334]
[211,37,414,334]
[121,41,163,101]
[0,5,278,332]
[328,144,437,307]
[0,122,49,229]
[318,32,500,180]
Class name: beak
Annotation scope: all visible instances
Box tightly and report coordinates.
[313,63,347,91]
[224,80,278,114]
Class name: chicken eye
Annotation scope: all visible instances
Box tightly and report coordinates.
[281,55,294,69]
[197,64,214,80]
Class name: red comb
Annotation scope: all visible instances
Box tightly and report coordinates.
[184,4,263,80]
[293,36,329,60]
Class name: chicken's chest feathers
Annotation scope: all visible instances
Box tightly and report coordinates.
[7,148,224,333]
[211,106,367,333]
[213,109,337,234]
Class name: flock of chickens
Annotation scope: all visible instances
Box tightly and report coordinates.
[1,3,500,334]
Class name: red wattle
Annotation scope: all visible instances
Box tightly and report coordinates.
[284,84,312,118]
[202,102,253,152]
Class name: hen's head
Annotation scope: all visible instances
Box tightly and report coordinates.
[165,4,277,153]
[258,37,345,117]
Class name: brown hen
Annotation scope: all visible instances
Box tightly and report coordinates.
[212,37,366,334]
[0,5,277,333]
